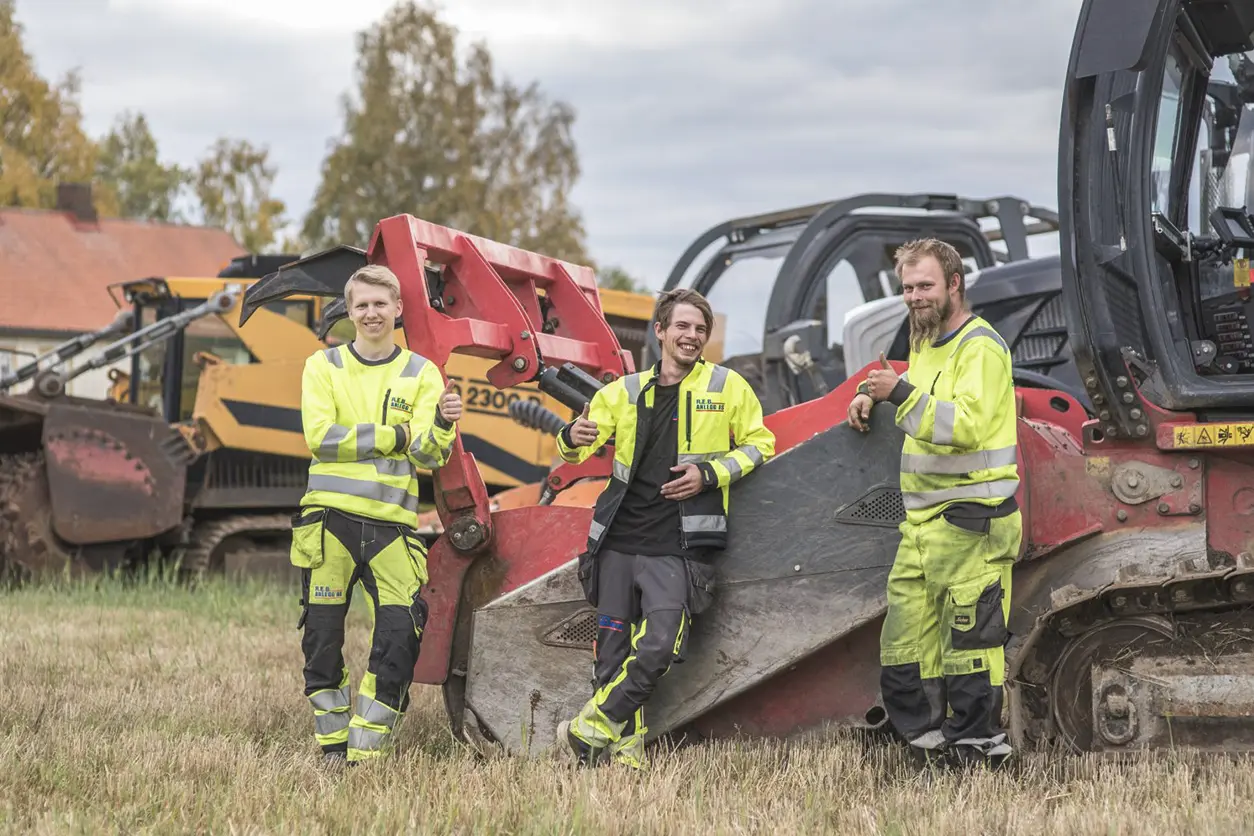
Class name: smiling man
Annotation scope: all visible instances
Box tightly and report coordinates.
[848,238,1022,769]
[290,264,462,767]
[553,287,776,769]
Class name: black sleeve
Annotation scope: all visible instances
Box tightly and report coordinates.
[888,379,915,406]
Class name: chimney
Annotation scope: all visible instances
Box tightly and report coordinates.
[56,182,98,225]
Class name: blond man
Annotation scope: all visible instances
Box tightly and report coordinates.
[289,264,461,766]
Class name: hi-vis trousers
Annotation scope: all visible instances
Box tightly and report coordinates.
[292,507,429,763]
[568,549,715,768]
[879,509,1022,759]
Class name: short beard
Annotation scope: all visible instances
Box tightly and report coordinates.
[908,297,952,352]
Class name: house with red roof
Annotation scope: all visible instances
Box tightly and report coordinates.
[0,184,244,399]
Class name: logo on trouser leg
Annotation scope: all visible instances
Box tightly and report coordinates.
[313,584,345,602]
[598,615,625,632]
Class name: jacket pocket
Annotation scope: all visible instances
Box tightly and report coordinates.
[947,574,1007,651]
[684,558,717,616]
[289,507,328,569]
[577,551,599,608]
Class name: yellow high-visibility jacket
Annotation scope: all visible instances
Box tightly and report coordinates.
[298,343,456,526]
[557,359,776,554]
[877,315,1020,525]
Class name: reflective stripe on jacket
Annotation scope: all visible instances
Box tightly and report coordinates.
[883,316,1019,525]
[299,344,456,525]
[557,359,776,553]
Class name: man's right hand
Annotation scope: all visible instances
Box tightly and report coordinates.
[568,403,599,447]
[848,393,874,432]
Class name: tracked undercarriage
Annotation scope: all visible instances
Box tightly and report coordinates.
[1011,542,1254,752]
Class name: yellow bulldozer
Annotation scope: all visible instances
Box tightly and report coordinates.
[0,255,696,581]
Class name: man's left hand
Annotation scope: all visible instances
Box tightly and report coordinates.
[866,352,899,402]
[660,463,704,501]
[438,379,462,422]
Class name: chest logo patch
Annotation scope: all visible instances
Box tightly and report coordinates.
[694,397,725,413]
[389,395,414,415]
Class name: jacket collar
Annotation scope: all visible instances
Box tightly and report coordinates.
[642,357,707,389]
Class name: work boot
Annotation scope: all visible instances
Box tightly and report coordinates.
[322,750,349,770]
[945,736,1013,772]
[557,720,603,768]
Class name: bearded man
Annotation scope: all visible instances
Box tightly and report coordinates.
[848,238,1022,768]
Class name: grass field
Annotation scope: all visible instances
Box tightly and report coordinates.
[2,574,1253,835]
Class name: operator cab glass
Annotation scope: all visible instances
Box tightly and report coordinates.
[132,298,313,423]
[1151,44,1254,375]
[1060,0,1254,429]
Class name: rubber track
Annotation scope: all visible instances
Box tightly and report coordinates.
[180,512,293,577]
[1012,550,1254,746]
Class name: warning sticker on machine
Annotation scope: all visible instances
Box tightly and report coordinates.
[1169,423,1254,448]
[1237,258,1251,288]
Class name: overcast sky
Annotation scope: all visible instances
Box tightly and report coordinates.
[16,0,1084,304]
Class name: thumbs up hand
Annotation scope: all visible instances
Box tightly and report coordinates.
[569,400,599,447]
[438,378,463,423]
[865,352,900,403]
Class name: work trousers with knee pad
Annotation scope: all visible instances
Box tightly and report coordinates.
[568,549,714,767]
[879,508,1021,758]
[295,507,429,763]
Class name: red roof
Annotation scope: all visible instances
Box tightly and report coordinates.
[0,207,245,333]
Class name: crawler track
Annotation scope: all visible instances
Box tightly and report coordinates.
[1009,551,1254,752]
[180,513,294,580]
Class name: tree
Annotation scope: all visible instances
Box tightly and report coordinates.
[95,111,188,222]
[300,1,590,265]
[0,0,113,213]
[193,138,287,251]
[597,265,649,293]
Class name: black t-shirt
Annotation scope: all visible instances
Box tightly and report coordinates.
[602,382,692,557]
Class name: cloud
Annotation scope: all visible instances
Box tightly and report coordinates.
[15,0,1086,337]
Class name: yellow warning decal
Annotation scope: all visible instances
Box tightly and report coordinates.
[1169,423,1254,448]
[1237,258,1251,288]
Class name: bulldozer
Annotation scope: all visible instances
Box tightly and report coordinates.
[0,253,673,582]
[239,0,1254,756]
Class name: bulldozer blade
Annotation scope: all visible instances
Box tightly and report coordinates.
[457,403,904,757]
[42,400,192,544]
[238,245,367,326]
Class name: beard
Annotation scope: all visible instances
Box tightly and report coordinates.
[908,297,952,352]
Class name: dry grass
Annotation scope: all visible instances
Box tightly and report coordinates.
[2,574,1253,835]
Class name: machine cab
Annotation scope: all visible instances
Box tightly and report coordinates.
[1062,0,1254,438]
[652,193,1059,413]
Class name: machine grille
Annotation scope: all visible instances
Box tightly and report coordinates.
[834,485,905,528]
[541,608,598,649]
[1012,294,1067,368]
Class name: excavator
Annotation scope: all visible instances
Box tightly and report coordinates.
[240,0,1254,756]
[0,254,670,582]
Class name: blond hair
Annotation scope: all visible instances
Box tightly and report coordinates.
[894,238,966,299]
[345,264,401,307]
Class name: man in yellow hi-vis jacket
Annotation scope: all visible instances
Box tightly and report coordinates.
[290,263,461,767]
[554,288,776,769]
[849,238,1021,768]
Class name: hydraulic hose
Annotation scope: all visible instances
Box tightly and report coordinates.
[508,399,569,436]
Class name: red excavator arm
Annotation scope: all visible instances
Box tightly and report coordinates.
[363,214,632,553]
